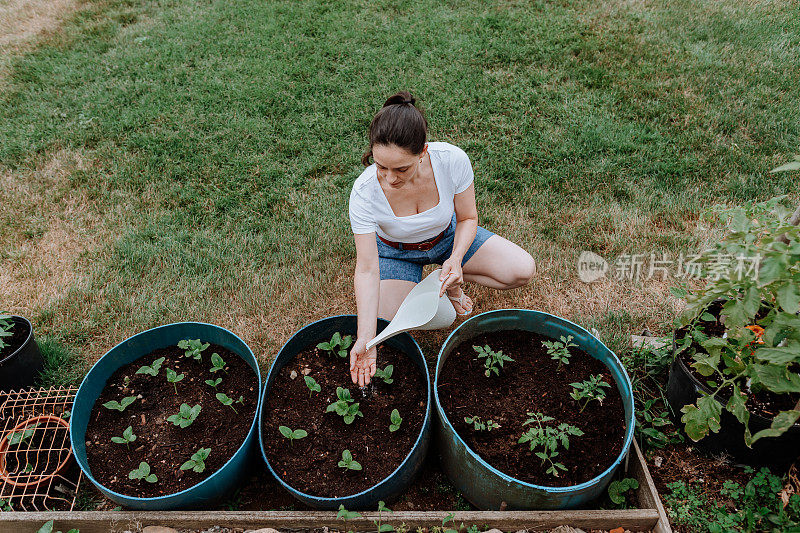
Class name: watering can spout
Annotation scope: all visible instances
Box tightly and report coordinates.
[366,268,457,351]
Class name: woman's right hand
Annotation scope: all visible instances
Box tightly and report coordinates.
[350,337,377,387]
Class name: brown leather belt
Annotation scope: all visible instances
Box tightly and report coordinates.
[378,228,447,251]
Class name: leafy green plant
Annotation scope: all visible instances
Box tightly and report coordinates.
[178,338,209,360]
[216,392,243,414]
[569,374,611,412]
[542,335,577,370]
[389,409,402,432]
[326,387,363,424]
[167,403,201,428]
[165,367,185,394]
[608,477,639,505]
[372,500,393,532]
[129,461,157,483]
[0,498,12,511]
[135,357,165,377]
[464,415,500,431]
[7,422,40,446]
[664,467,800,532]
[518,412,583,477]
[110,426,136,448]
[374,364,394,384]
[337,504,362,533]
[472,344,514,377]
[305,375,321,396]
[337,449,362,471]
[442,512,479,533]
[36,520,79,533]
[317,332,353,358]
[672,197,800,446]
[102,396,136,412]
[0,312,14,351]
[279,425,308,444]
[205,377,222,388]
[180,447,211,473]
[209,352,226,373]
[636,397,682,449]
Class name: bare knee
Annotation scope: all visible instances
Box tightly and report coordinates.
[505,253,536,289]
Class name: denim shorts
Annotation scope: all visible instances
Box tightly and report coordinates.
[377,214,495,283]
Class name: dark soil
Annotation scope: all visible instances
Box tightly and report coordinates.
[677,302,800,416]
[2,419,70,482]
[0,318,29,362]
[85,344,258,498]
[261,342,426,498]
[437,329,627,487]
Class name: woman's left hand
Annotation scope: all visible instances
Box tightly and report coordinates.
[439,256,464,296]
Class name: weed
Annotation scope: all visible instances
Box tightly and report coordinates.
[35,521,78,533]
[608,477,639,506]
[337,504,362,533]
[0,312,14,351]
[373,500,394,532]
[7,423,40,446]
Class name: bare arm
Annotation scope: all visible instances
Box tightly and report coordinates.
[350,232,380,386]
[440,183,478,295]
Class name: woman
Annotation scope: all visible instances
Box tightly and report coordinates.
[348,91,536,386]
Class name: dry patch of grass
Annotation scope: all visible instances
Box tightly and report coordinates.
[0,149,120,317]
[0,0,81,88]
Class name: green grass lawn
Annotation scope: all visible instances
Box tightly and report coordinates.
[1,0,798,385]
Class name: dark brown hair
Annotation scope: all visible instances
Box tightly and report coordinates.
[361,91,428,166]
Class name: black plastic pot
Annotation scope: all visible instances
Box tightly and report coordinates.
[666,335,800,469]
[0,316,44,392]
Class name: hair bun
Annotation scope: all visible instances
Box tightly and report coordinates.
[383,91,415,108]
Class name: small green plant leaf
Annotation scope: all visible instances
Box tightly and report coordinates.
[608,478,639,505]
[167,403,202,428]
[129,461,157,483]
[205,377,222,388]
[305,375,321,396]
[338,449,362,470]
[389,409,402,432]
[136,357,165,377]
[102,396,137,412]
[210,352,226,373]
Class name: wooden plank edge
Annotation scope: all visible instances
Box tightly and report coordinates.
[628,440,672,533]
[0,510,660,533]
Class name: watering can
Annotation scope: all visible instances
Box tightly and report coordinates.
[366,268,457,350]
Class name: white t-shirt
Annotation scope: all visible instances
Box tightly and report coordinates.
[349,142,474,243]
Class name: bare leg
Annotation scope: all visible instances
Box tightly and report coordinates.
[378,279,417,320]
[448,235,536,313]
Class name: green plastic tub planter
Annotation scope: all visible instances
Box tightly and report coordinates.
[434,309,635,510]
[0,316,44,392]
[70,322,262,510]
[259,314,432,510]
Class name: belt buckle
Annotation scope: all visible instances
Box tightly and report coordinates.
[417,241,434,251]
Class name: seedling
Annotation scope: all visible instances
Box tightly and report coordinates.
[518,412,583,477]
[543,335,577,370]
[102,396,136,412]
[216,392,242,414]
[442,512,479,533]
[0,499,12,512]
[165,368,185,394]
[317,332,353,358]
[7,423,40,446]
[326,387,363,424]
[337,449,362,471]
[180,447,211,473]
[464,415,500,432]
[178,338,209,361]
[279,425,308,444]
[205,377,222,388]
[374,364,394,385]
[337,504,362,533]
[0,312,14,351]
[35,520,78,533]
[304,376,321,397]
[608,477,639,505]
[570,374,611,412]
[389,409,402,432]
[472,344,514,377]
[129,461,157,483]
[136,357,165,377]
[210,352,226,373]
[23,463,34,473]
[373,500,394,532]
[111,426,136,448]
[167,403,201,428]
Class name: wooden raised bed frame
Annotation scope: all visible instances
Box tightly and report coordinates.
[0,441,671,533]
